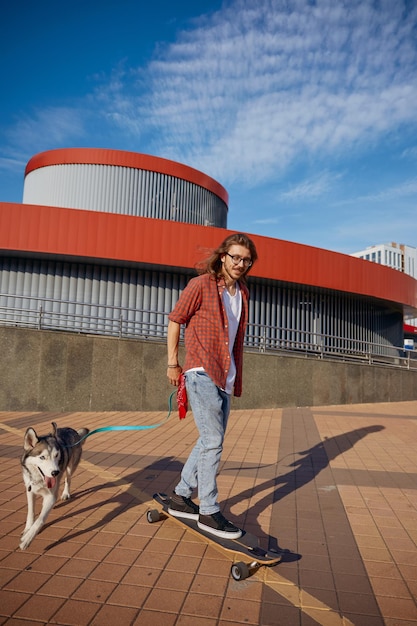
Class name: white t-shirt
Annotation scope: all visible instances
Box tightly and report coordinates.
[222,283,242,394]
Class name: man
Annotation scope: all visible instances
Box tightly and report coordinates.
[166,232,258,539]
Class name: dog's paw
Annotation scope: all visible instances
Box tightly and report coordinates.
[19,530,33,551]
[60,492,71,501]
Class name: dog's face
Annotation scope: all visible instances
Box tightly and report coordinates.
[23,428,62,489]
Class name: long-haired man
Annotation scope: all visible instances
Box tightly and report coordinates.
[166,233,258,538]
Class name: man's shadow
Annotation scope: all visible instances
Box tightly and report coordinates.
[223,425,385,560]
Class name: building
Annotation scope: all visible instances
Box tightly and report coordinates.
[351,242,417,341]
[351,242,417,279]
[1,147,417,364]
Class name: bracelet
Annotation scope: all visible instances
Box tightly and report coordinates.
[167,364,180,368]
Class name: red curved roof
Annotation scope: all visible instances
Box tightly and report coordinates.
[1,201,417,312]
[25,148,229,206]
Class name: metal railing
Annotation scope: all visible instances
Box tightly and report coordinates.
[1,293,417,370]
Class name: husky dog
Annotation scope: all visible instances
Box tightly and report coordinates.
[20,421,89,550]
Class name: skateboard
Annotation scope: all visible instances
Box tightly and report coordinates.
[147,493,282,581]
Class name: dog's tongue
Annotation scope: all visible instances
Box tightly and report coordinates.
[45,476,57,489]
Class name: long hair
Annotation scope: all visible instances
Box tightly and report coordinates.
[197,233,258,282]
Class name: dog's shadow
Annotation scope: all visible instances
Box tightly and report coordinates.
[44,458,183,550]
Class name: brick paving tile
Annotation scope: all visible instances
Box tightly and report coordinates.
[398,564,417,581]
[376,596,417,621]
[90,603,139,626]
[71,578,118,603]
[370,576,414,599]
[120,565,162,587]
[220,597,261,623]
[196,555,234,578]
[106,582,151,608]
[36,573,82,598]
[133,549,171,569]
[87,531,125,547]
[56,556,98,579]
[50,599,101,626]
[0,551,38,572]
[226,578,264,601]
[173,539,207,558]
[143,587,188,614]
[340,588,406,618]
[104,545,141,566]
[176,617,218,626]
[2,570,50,594]
[157,570,195,592]
[133,610,178,625]
[345,617,386,626]
[260,603,303,625]
[299,568,335,591]
[180,591,224,619]
[408,579,417,598]
[88,561,130,582]
[0,564,19,590]
[0,590,32,617]
[70,542,112,561]
[140,537,181,556]
[12,594,65,622]
[189,573,229,596]
[165,553,203,574]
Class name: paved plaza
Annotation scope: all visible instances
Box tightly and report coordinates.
[1,400,417,625]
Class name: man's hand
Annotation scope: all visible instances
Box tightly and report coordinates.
[167,364,182,386]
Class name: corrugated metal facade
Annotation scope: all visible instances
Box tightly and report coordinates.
[23,164,227,227]
[0,257,402,352]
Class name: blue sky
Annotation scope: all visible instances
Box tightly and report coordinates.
[2,0,417,254]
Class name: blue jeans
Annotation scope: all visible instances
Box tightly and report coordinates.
[175,370,231,515]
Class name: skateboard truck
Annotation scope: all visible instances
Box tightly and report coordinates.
[231,560,259,581]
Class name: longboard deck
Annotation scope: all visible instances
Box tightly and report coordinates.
[147,492,281,580]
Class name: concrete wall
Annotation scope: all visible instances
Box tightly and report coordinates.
[1,326,417,412]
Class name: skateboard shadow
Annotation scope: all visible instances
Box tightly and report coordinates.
[223,424,385,560]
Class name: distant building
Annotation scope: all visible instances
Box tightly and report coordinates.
[351,242,417,279]
[351,242,417,339]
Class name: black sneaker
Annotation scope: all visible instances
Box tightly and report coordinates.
[198,511,242,539]
[168,492,199,520]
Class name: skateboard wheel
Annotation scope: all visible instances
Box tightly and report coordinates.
[147,509,161,523]
[231,561,250,581]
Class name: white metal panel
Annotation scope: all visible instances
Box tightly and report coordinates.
[23,163,227,227]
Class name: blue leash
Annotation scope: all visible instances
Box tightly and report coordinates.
[71,389,177,447]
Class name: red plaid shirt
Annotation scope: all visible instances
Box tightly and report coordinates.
[168,273,249,397]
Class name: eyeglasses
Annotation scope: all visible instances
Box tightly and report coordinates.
[225,253,252,268]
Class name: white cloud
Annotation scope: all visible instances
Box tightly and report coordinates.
[3,107,85,168]
[401,146,417,160]
[280,171,341,201]
[0,156,26,173]
[115,0,417,185]
[253,217,280,225]
[337,178,417,205]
